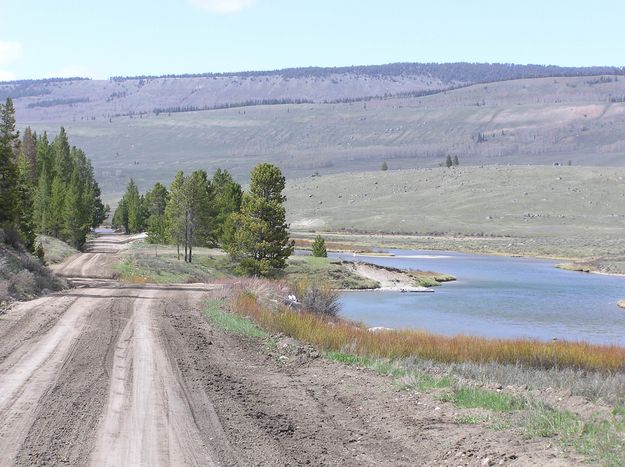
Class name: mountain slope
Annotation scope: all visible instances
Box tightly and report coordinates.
[18,74,625,203]
[3,62,625,122]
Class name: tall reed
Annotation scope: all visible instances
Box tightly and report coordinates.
[229,284,625,372]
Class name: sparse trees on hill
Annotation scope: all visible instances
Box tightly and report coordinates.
[445,155,453,168]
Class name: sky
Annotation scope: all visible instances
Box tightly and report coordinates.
[0,0,624,81]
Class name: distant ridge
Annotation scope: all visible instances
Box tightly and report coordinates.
[108,62,625,83]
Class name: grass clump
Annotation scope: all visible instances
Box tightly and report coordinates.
[524,404,581,438]
[409,271,456,287]
[524,403,625,466]
[204,298,267,338]
[440,386,526,412]
[456,415,489,425]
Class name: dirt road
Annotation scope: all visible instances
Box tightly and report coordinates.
[0,234,579,466]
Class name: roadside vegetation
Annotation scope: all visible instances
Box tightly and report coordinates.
[229,285,625,372]
[0,228,68,303]
[204,285,625,465]
[35,234,78,264]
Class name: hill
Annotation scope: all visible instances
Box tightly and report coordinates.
[285,165,625,264]
[4,62,625,122]
[17,73,625,203]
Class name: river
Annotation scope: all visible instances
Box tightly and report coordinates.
[331,250,625,346]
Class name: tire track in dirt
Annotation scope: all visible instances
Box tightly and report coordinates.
[0,288,114,465]
[12,291,133,466]
[90,284,221,466]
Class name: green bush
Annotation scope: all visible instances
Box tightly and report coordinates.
[311,234,327,257]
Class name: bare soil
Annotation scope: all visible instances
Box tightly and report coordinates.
[351,262,430,292]
[0,234,583,466]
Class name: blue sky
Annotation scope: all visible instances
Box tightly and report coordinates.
[0,0,624,80]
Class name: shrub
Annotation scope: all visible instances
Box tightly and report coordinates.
[34,242,45,263]
[1,226,22,250]
[311,235,327,257]
[293,278,340,316]
[10,270,36,297]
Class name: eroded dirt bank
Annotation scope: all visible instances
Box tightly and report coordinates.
[0,234,580,466]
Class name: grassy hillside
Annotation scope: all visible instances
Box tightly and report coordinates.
[285,166,625,263]
[21,75,625,204]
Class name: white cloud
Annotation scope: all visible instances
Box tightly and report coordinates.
[0,41,22,66]
[0,70,16,82]
[188,0,256,13]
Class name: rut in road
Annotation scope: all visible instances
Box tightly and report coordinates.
[91,285,226,466]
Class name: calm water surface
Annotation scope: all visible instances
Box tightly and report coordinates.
[331,250,625,345]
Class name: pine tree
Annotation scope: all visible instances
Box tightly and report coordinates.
[35,133,53,180]
[183,170,212,262]
[53,127,72,183]
[381,161,388,171]
[62,168,88,247]
[165,171,186,260]
[49,176,66,237]
[311,235,327,257]
[453,155,459,166]
[16,153,35,250]
[445,155,453,168]
[112,198,128,231]
[0,99,18,225]
[21,128,37,185]
[0,98,19,149]
[144,182,168,217]
[124,179,144,233]
[145,182,169,256]
[33,164,52,234]
[227,163,293,276]
[210,168,242,246]
[0,140,18,224]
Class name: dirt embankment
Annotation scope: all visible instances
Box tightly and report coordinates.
[0,234,580,465]
[350,262,431,292]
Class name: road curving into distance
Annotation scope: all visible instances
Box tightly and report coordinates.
[0,234,578,466]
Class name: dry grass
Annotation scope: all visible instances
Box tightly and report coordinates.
[229,282,625,372]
